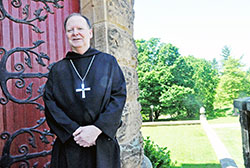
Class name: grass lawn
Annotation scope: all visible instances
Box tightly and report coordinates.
[214,127,244,168]
[207,116,239,124]
[141,125,220,168]
[208,116,244,168]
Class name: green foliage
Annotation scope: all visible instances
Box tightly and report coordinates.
[136,38,250,119]
[168,57,195,88]
[136,38,219,119]
[215,56,249,109]
[185,56,219,117]
[136,38,180,119]
[143,136,175,168]
[160,85,197,118]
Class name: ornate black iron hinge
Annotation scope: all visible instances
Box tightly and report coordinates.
[0,0,63,33]
[0,0,64,167]
[0,117,54,168]
[0,40,51,110]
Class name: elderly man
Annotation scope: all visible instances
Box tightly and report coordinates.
[43,13,126,168]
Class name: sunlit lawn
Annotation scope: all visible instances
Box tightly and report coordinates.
[214,127,244,168]
[208,116,244,168]
[141,125,220,168]
[207,116,239,124]
[141,116,244,168]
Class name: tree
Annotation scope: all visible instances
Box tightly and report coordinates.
[245,69,250,95]
[136,38,180,120]
[168,57,194,88]
[136,38,220,119]
[160,85,196,118]
[184,56,219,116]
[159,56,203,118]
[211,58,219,71]
[221,45,231,61]
[215,56,248,108]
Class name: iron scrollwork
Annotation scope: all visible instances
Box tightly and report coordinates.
[0,0,63,33]
[0,40,50,110]
[0,40,55,167]
[0,118,54,168]
[0,0,64,167]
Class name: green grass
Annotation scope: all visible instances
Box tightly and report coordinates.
[207,116,240,124]
[214,127,244,168]
[208,116,244,168]
[141,125,220,168]
[141,116,244,167]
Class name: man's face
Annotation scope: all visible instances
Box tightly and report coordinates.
[65,16,93,52]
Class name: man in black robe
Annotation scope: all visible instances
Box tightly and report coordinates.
[43,13,126,168]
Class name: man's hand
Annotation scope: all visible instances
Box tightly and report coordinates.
[73,125,102,147]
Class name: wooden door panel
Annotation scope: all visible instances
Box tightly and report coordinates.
[0,0,80,167]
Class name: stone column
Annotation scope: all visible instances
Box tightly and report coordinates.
[234,97,250,168]
[80,0,144,167]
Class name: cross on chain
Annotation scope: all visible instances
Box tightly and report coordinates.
[76,83,91,98]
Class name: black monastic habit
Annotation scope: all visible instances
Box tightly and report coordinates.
[43,48,127,168]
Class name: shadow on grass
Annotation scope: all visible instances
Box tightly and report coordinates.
[173,163,221,168]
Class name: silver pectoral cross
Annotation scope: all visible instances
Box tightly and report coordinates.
[76,83,91,98]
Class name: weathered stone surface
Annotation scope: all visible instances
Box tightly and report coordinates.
[120,132,144,168]
[108,24,137,68]
[117,98,142,144]
[81,2,94,25]
[106,0,134,33]
[120,66,140,101]
[91,22,108,52]
[80,0,144,167]
[91,0,106,23]
[80,0,91,10]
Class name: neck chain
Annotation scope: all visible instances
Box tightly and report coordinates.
[70,55,95,98]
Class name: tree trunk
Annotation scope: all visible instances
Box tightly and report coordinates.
[154,110,160,120]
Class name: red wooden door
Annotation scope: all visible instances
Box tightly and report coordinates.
[0,1,79,167]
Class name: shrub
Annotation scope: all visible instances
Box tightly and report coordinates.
[143,136,175,168]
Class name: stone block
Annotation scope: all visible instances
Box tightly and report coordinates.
[117,100,142,144]
[121,66,140,101]
[81,2,94,26]
[120,132,144,168]
[91,22,108,52]
[92,0,106,23]
[106,0,134,33]
[80,0,91,9]
[107,23,137,68]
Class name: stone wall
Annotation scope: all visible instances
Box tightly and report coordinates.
[80,0,144,167]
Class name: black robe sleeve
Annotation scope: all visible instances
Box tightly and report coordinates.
[94,58,127,139]
[43,67,80,143]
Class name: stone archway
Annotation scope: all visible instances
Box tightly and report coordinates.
[80,0,144,167]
